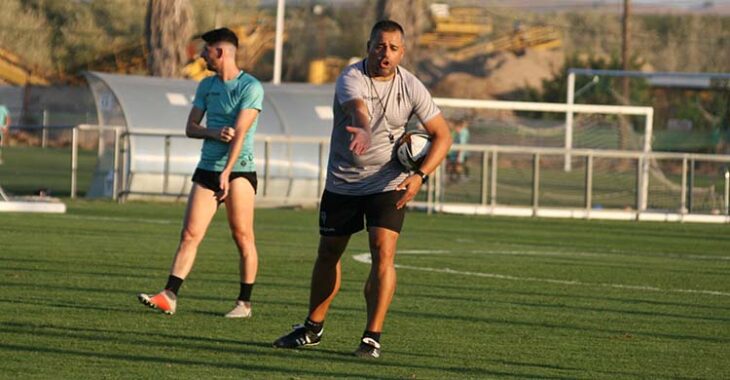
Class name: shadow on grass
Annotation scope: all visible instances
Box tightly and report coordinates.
[4,292,727,350]
[0,281,312,307]
[0,342,402,379]
[0,322,527,378]
[0,321,714,379]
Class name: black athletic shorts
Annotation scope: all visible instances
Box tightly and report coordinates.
[192,168,258,194]
[319,189,406,236]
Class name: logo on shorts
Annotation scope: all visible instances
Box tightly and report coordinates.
[320,211,327,224]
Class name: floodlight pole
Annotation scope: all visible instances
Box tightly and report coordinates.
[273,0,285,85]
[564,71,575,171]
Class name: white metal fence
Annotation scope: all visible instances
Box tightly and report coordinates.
[3,122,729,223]
[425,144,730,223]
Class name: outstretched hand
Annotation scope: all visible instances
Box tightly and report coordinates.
[345,126,371,155]
[395,174,424,209]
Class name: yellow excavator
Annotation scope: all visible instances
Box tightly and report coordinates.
[0,48,49,85]
[418,4,493,49]
[447,25,562,61]
[183,21,279,82]
[418,3,561,61]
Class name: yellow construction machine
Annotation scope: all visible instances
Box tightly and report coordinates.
[0,48,49,85]
[183,21,279,82]
[418,4,493,49]
[447,25,562,61]
[418,3,561,61]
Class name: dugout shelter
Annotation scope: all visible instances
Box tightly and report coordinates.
[84,72,334,203]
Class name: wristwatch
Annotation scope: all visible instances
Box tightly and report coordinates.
[414,169,429,182]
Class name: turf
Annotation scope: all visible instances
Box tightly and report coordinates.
[0,146,97,197]
[0,200,728,379]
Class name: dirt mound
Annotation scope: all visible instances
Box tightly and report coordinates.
[432,72,495,99]
[432,48,564,100]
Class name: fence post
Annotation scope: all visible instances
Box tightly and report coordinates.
[71,126,78,199]
[688,158,695,213]
[434,163,444,215]
[163,135,171,194]
[41,109,48,149]
[725,166,730,215]
[112,128,120,201]
[120,133,129,203]
[640,155,650,212]
[635,156,644,220]
[263,138,271,197]
[584,154,593,214]
[490,150,498,207]
[532,152,540,216]
[480,150,489,206]
[680,156,688,214]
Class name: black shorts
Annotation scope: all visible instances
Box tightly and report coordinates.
[319,190,406,236]
[192,168,258,194]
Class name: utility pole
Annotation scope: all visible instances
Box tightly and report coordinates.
[621,0,631,104]
[617,0,632,151]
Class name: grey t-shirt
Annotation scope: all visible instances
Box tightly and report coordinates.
[326,60,440,195]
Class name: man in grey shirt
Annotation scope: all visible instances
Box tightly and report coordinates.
[274,20,452,358]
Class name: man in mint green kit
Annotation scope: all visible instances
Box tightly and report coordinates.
[138,28,263,318]
[0,104,10,164]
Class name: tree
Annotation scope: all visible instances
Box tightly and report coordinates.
[145,0,194,77]
[0,0,52,72]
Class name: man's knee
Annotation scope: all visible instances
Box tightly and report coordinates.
[370,247,396,270]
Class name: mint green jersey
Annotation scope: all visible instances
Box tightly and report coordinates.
[0,105,8,141]
[192,72,263,172]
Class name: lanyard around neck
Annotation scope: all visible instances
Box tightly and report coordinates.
[363,60,399,143]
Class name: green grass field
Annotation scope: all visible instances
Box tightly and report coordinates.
[0,146,97,197]
[1,200,729,379]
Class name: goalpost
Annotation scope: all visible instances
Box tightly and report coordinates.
[565,68,730,162]
[433,97,654,211]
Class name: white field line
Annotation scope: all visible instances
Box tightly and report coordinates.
[50,214,314,232]
[59,214,179,225]
[352,251,730,297]
[429,248,730,262]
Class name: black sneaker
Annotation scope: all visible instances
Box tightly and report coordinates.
[353,337,381,358]
[273,324,322,348]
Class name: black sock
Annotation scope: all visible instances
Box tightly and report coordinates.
[362,330,381,343]
[238,283,254,302]
[165,275,184,296]
[305,317,324,335]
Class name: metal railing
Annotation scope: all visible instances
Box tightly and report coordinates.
[5,124,730,223]
[427,144,730,223]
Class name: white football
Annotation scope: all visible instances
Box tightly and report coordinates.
[396,131,432,171]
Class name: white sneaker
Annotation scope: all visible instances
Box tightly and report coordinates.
[224,300,252,318]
